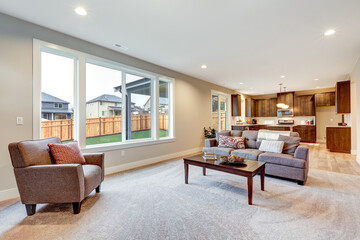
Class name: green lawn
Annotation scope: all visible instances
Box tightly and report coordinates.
[85,130,169,145]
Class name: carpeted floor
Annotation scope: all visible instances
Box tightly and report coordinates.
[0,159,360,240]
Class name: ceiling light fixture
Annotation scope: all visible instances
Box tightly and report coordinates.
[280,75,286,78]
[239,82,244,85]
[314,78,319,81]
[75,7,87,16]
[201,65,207,69]
[324,29,335,36]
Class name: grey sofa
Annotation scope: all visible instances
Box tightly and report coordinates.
[203,130,309,185]
[8,137,104,215]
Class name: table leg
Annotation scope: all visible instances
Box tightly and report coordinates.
[261,168,265,191]
[184,162,189,184]
[247,177,253,205]
[203,167,206,176]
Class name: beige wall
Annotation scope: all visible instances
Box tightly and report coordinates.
[0,13,233,197]
[350,57,360,160]
[315,106,342,143]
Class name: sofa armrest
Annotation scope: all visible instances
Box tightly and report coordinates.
[83,153,105,181]
[205,138,217,147]
[14,164,85,204]
[294,145,309,161]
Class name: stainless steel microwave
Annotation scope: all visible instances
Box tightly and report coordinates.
[277,109,294,117]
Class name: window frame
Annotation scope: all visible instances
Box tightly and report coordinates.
[210,90,231,131]
[33,39,175,151]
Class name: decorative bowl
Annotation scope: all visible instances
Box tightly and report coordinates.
[219,155,246,165]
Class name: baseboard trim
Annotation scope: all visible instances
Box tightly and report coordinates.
[351,150,357,155]
[0,147,202,203]
[0,188,19,202]
[105,147,202,175]
[357,156,360,165]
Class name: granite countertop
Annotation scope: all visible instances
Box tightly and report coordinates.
[233,124,316,127]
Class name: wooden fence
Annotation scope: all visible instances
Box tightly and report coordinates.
[41,115,169,141]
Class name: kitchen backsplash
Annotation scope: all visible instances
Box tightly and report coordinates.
[232,116,316,125]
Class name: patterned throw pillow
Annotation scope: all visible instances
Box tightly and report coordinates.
[218,135,245,149]
[233,137,245,149]
[48,141,86,164]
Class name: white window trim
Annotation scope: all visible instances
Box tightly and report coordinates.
[33,39,175,151]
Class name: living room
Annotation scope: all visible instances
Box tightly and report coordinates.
[0,1,360,239]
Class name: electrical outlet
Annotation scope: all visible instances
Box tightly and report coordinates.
[16,117,23,125]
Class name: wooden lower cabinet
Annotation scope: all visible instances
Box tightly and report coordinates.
[267,126,291,131]
[232,125,267,131]
[326,127,351,153]
[292,125,316,143]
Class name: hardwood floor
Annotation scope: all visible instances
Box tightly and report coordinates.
[307,143,360,175]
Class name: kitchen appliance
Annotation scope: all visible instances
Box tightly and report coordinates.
[277,109,294,117]
[252,119,257,124]
[278,119,294,125]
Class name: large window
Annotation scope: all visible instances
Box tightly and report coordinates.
[33,40,174,150]
[40,51,75,141]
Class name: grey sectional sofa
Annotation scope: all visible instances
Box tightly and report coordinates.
[203,130,309,185]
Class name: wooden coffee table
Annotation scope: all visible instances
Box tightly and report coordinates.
[183,154,266,205]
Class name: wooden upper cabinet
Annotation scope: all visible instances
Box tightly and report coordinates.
[336,80,350,114]
[245,98,255,117]
[255,98,276,117]
[268,98,277,117]
[315,92,335,107]
[294,95,315,116]
[277,92,294,109]
[231,94,241,116]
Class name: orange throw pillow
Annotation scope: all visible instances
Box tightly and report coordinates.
[48,141,86,165]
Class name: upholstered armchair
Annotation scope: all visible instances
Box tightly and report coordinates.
[8,137,104,215]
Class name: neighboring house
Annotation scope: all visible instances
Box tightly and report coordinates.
[86,94,140,118]
[41,92,73,120]
[143,97,169,113]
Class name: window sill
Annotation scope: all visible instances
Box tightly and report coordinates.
[81,137,176,152]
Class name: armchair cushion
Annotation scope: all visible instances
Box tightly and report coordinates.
[48,141,86,165]
[16,137,61,167]
[83,165,102,196]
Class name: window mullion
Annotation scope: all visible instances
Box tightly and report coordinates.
[121,72,127,142]
[78,55,86,148]
[153,77,159,140]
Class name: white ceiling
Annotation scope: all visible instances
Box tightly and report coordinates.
[1,0,359,94]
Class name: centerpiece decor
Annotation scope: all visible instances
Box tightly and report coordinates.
[219,155,247,166]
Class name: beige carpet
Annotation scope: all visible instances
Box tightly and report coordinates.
[0,159,360,240]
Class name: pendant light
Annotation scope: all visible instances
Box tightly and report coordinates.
[276,83,289,109]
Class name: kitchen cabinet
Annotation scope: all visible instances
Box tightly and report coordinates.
[277,92,294,109]
[255,98,277,117]
[294,95,315,116]
[231,94,241,116]
[326,127,351,153]
[232,125,267,131]
[335,80,350,114]
[245,98,255,117]
[267,126,291,131]
[292,125,316,143]
[315,92,335,107]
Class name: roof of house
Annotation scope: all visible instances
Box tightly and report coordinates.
[87,94,123,104]
[41,92,69,104]
[144,97,168,107]
[41,108,73,114]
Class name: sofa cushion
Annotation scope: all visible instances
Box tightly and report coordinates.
[231,149,263,160]
[258,152,306,168]
[230,130,242,137]
[242,131,258,149]
[48,141,86,165]
[259,140,284,153]
[83,165,102,196]
[202,147,234,156]
[278,135,301,155]
[17,137,61,167]
[218,135,245,149]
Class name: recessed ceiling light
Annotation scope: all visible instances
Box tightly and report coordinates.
[239,82,244,85]
[316,86,320,89]
[201,65,207,69]
[114,43,129,50]
[280,75,286,78]
[324,29,335,36]
[75,7,87,16]
[314,78,319,81]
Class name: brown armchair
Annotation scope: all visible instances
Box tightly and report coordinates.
[8,137,104,215]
